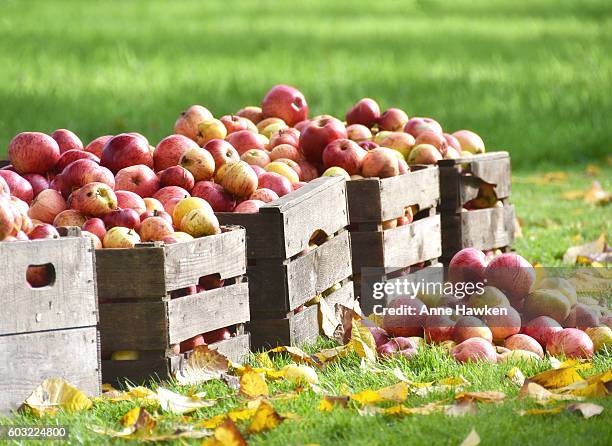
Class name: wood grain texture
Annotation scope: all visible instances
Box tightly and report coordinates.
[250,305,318,349]
[216,212,284,259]
[102,355,179,387]
[0,236,97,336]
[0,327,100,414]
[322,280,355,309]
[210,333,250,364]
[167,282,250,344]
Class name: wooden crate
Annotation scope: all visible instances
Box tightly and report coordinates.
[97,226,251,385]
[438,152,514,263]
[346,166,442,307]
[0,233,100,414]
[217,176,353,348]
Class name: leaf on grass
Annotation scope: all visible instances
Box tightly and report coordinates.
[507,367,526,387]
[157,388,217,414]
[267,346,317,365]
[221,373,241,390]
[566,403,604,419]
[174,345,230,385]
[523,171,568,185]
[517,406,565,416]
[556,370,612,397]
[408,376,469,397]
[349,319,377,363]
[585,164,600,176]
[203,419,247,446]
[563,233,607,264]
[584,181,611,205]
[312,345,349,364]
[247,400,285,434]
[445,400,478,417]
[333,305,361,345]
[349,382,409,405]
[239,370,269,398]
[455,391,505,404]
[318,396,349,411]
[198,407,258,429]
[518,382,583,403]
[383,401,446,416]
[255,351,275,369]
[459,428,480,446]
[319,297,340,338]
[23,378,92,417]
[528,365,584,389]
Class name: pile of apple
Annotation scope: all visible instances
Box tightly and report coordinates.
[368,248,612,363]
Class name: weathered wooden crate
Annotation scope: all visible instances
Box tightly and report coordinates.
[217,176,353,348]
[0,233,100,414]
[346,166,442,308]
[97,226,251,385]
[438,152,515,263]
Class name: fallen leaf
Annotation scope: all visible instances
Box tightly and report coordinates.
[585,164,600,176]
[349,319,377,363]
[507,367,526,386]
[318,396,349,411]
[203,419,247,446]
[333,305,361,344]
[445,400,477,417]
[255,351,275,369]
[174,345,230,385]
[584,181,611,205]
[23,378,92,417]
[319,297,340,338]
[566,402,604,419]
[267,346,317,365]
[455,391,505,404]
[239,369,269,398]
[198,407,258,429]
[312,345,349,364]
[517,406,565,416]
[247,400,284,434]
[518,382,583,403]
[563,233,607,264]
[221,373,240,390]
[556,370,612,397]
[383,401,447,416]
[157,388,216,414]
[459,428,480,446]
[121,407,156,436]
[528,365,584,389]
[349,382,409,405]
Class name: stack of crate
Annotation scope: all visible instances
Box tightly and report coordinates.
[218,176,354,349]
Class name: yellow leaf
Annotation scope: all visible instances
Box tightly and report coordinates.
[247,400,284,434]
[203,419,247,446]
[312,345,349,364]
[366,313,384,327]
[555,369,612,397]
[438,376,470,387]
[566,402,604,419]
[383,401,446,416]
[455,391,505,404]
[585,164,600,176]
[459,428,480,446]
[239,370,269,398]
[518,382,583,403]
[349,320,377,363]
[517,406,565,416]
[267,346,317,365]
[584,181,611,205]
[198,407,257,430]
[528,365,584,389]
[174,345,230,385]
[349,382,409,405]
[120,407,156,436]
[255,351,275,369]
[507,367,526,387]
[156,388,216,414]
[318,396,349,411]
[23,378,92,417]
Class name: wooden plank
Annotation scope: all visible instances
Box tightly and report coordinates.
[460,205,515,251]
[0,326,100,414]
[0,237,97,335]
[467,155,511,201]
[216,212,284,259]
[163,227,246,291]
[98,301,167,356]
[351,215,441,272]
[322,280,355,309]
[250,305,318,349]
[345,179,383,223]
[102,355,179,386]
[211,334,250,364]
[167,283,250,344]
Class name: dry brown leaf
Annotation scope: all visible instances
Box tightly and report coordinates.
[203,419,247,446]
[584,181,611,205]
[122,407,156,436]
[267,346,317,365]
[349,382,409,405]
[556,370,612,397]
[247,400,285,434]
[318,396,349,411]
[174,345,230,385]
[239,370,269,398]
[333,306,361,344]
[445,400,478,417]
[23,378,92,417]
[563,233,607,264]
[459,428,480,446]
[312,345,349,364]
[157,388,217,414]
[566,402,604,419]
[518,382,583,403]
[383,401,447,416]
[528,365,584,389]
[455,391,505,404]
[349,319,377,363]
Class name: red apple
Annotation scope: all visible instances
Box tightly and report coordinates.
[84,135,113,158]
[217,161,258,198]
[404,117,443,138]
[257,172,292,197]
[227,130,265,155]
[234,199,265,213]
[28,223,60,240]
[249,188,279,203]
[8,132,61,174]
[452,337,497,363]
[378,108,409,132]
[28,189,67,223]
[191,181,235,212]
[452,130,485,154]
[241,149,271,168]
[140,209,173,226]
[53,209,87,228]
[115,164,160,198]
[70,182,118,217]
[103,208,141,231]
[322,139,367,175]
[21,173,48,198]
[415,131,447,155]
[202,327,231,344]
[0,176,9,198]
[297,160,319,181]
[115,190,146,214]
[179,147,215,181]
[269,144,301,162]
[198,274,225,290]
[261,84,308,126]
[55,149,100,174]
[485,253,535,301]
[453,316,493,343]
[504,334,544,358]
[448,248,487,284]
[269,128,300,149]
[522,316,563,347]
[154,134,199,172]
[153,186,191,206]
[59,159,115,196]
[174,105,214,141]
[250,164,266,178]
[179,334,205,353]
[346,98,380,127]
[0,171,34,204]
[358,141,379,151]
[100,133,154,174]
[407,144,442,165]
[139,216,174,241]
[82,217,107,240]
[547,328,594,359]
[299,117,347,165]
[204,139,240,171]
[443,133,461,150]
[159,166,195,191]
[484,306,521,342]
[143,197,165,213]
[220,115,251,134]
[382,296,427,337]
[361,147,399,178]
[236,106,263,124]
[424,314,455,343]
[346,124,372,142]
[51,129,83,153]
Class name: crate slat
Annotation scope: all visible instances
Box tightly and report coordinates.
[250,305,319,349]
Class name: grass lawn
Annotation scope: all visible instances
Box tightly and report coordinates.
[0,0,610,444]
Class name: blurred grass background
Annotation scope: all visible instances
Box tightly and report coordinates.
[1,0,611,168]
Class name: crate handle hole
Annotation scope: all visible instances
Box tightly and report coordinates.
[26,263,56,288]
[308,229,330,247]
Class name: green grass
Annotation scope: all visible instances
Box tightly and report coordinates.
[3,341,611,446]
[1,0,611,167]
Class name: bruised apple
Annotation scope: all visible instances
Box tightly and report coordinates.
[53,209,87,228]
[71,182,117,217]
[103,226,141,248]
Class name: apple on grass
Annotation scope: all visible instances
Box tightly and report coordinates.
[261,84,308,126]
[174,105,214,142]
